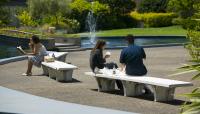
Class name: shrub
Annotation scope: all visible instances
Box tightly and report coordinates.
[137,0,168,13]
[64,19,80,33]
[185,30,200,61]
[181,19,200,31]
[42,14,80,33]
[0,7,11,26]
[130,12,177,27]
[174,30,200,114]
[97,0,136,16]
[193,13,200,19]
[172,18,184,25]
[18,11,37,27]
[167,0,200,18]
[28,0,71,23]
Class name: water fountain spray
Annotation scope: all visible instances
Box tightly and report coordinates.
[86,1,96,44]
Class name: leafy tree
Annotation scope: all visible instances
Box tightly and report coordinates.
[0,0,9,6]
[173,30,200,114]
[95,0,137,30]
[70,0,109,31]
[70,0,137,31]
[167,0,200,18]
[27,0,71,22]
[0,7,11,26]
[0,0,10,26]
[18,10,37,27]
[97,0,136,16]
[137,0,168,13]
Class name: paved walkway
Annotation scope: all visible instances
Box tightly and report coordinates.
[0,86,137,114]
[0,46,197,114]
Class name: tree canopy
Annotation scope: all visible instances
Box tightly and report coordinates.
[167,0,200,18]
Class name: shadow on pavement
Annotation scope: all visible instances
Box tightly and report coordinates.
[57,78,81,83]
[0,112,20,114]
[91,88,186,105]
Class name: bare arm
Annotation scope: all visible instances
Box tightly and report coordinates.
[29,43,34,53]
[120,63,126,72]
[26,44,39,55]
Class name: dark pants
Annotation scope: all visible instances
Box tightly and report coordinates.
[116,80,123,91]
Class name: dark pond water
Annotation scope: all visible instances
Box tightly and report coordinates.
[81,37,189,48]
[0,42,21,59]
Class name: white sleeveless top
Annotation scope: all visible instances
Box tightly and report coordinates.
[38,45,48,56]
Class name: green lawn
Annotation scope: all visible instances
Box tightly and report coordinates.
[0,25,187,38]
[77,26,187,37]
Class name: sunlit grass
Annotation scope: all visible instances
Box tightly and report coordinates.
[77,26,187,37]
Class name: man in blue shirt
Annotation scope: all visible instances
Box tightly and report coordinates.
[120,34,147,76]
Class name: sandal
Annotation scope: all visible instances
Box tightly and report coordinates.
[22,73,32,76]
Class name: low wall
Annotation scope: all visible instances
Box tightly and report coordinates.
[0,55,27,65]
[53,37,81,46]
[0,35,55,50]
[81,36,186,39]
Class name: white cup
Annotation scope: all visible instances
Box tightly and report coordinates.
[105,51,111,56]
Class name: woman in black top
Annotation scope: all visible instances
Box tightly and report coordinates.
[90,40,110,72]
[90,40,123,91]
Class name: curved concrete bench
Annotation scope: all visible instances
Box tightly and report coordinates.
[85,69,193,102]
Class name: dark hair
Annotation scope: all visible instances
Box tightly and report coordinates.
[92,40,106,52]
[126,34,134,44]
[31,35,40,44]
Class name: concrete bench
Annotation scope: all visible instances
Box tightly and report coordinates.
[85,68,193,102]
[42,51,68,75]
[42,60,77,82]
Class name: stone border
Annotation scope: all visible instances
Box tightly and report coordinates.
[81,35,186,39]
[82,43,185,50]
[81,35,187,49]
[0,55,27,65]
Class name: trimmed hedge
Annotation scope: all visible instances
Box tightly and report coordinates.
[182,19,200,31]
[130,12,177,27]
[171,18,200,31]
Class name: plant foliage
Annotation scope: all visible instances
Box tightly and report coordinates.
[137,0,168,13]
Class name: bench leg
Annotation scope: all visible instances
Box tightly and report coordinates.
[56,70,73,82]
[151,86,175,102]
[42,65,49,76]
[122,81,144,97]
[48,68,57,79]
[95,77,115,92]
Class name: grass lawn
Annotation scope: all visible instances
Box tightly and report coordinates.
[77,26,187,37]
[0,26,187,38]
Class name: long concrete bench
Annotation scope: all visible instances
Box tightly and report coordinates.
[85,68,193,102]
[42,60,77,82]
